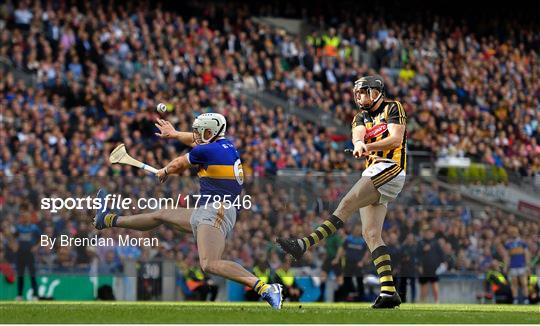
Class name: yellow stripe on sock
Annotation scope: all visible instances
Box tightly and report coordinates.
[255,282,270,295]
[323,220,336,233]
[104,213,117,227]
[377,265,392,274]
[317,226,328,238]
[381,286,396,293]
[374,254,391,266]
[380,275,393,283]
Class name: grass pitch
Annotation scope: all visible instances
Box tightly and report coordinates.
[0,301,537,324]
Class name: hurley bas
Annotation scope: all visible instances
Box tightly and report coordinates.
[40,235,159,249]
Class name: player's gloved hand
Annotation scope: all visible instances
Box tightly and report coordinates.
[353,140,367,158]
[155,118,178,139]
[157,167,169,183]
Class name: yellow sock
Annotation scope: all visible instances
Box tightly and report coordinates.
[300,215,344,250]
[254,280,270,295]
[372,245,396,294]
[104,213,118,228]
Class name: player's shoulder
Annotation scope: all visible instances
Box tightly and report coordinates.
[194,138,235,152]
[352,111,367,127]
[384,99,407,118]
[213,138,235,150]
[384,99,404,110]
[191,143,209,153]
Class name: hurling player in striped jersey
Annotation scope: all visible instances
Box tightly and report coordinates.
[278,76,407,308]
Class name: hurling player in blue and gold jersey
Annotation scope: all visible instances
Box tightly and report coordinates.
[504,226,531,304]
[93,113,283,309]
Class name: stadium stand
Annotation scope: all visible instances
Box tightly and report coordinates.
[0,0,538,303]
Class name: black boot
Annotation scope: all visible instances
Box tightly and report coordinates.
[372,292,402,309]
[276,238,305,261]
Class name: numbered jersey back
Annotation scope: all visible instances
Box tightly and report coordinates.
[187,138,243,201]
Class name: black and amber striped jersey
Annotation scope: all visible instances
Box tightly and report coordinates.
[351,100,407,170]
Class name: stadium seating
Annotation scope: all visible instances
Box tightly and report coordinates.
[0,0,538,303]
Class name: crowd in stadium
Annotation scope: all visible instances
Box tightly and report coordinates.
[1,0,539,303]
[271,12,540,178]
[2,0,539,177]
[1,174,538,302]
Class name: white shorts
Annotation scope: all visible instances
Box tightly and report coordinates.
[508,267,527,277]
[362,162,406,205]
[190,205,237,239]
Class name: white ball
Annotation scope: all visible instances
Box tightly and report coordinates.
[157,103,167,113]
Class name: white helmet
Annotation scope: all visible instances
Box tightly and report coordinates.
[192,113,227,143]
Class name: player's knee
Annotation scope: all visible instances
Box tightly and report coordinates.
[199,257,210,273]
[199,258,218,275]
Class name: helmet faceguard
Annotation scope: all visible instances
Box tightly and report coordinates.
[192,113,227,144]
[353,76,384,111]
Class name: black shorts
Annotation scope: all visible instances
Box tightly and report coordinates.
[16,252,36,276]
[419,276,439,284]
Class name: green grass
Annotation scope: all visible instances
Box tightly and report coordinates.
[0,302,538,324]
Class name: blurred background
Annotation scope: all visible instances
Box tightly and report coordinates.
[0,0,538,304]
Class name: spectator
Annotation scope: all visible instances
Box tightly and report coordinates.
[183,265,218,302]
[417,227,444,303]
[274,256,302,301]
[333,225,370,302]
[484,260,513,304]
[97,250,122,275]
[396,233,418,303]
[0,248,16,285]
[319,229,344,302]
[13,204,40,300]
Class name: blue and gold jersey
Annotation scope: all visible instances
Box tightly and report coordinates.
[187,138,243,201]
[505,238,528,268]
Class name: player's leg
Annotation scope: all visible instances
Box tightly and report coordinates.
[410,277,417,303]
[277,176,380,260]
[27,255,38,299]
[95,207,192,232]
[16,255,25,300]
[519,273,529,303]
[196,224,256,286]
[432,280,440,304]
[116,208,192,232]
[509,274,519,303]
[196,224,283,309]
[361,203,401,308]
[419,280,428,303]
[318,270,328,302]
[93,188,192,232]
[360,204,386,250]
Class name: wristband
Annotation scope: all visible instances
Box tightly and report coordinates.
[354,140,365,145]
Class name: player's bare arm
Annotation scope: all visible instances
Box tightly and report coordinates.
[155,118,197,147]
[157,154,190,183]
[277,76,405,309]
[352,125,367,158]
[365,124,406,152]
